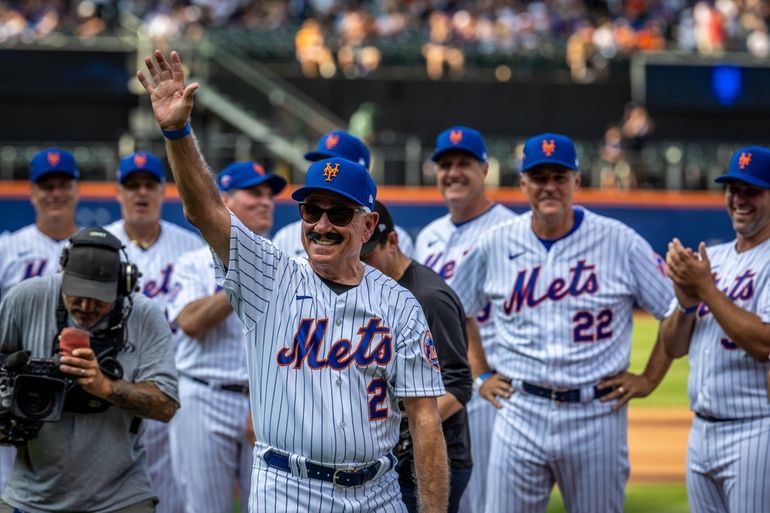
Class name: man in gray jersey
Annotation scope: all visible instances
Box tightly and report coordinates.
[168,161,286,513]
[0,227,178,512]
[138,50,448,513]
[661,146,770,513]
[361,200,472,513]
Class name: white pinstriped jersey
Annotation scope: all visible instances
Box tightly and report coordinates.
[0,224,76,300]
[452,208,674,388]
[414,204,517,366]
[675,238,770,420]
[168,245,247,384]
[105,220,204,319]
[214,214,444,465]
[273,219,415,258]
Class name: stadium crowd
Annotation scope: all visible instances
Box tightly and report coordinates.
[1,0,767,79]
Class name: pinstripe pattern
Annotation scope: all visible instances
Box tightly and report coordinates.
[273,220,415,258]
[215,214,443,510]
[414,203,516,513]
[682,239,770,420]
[0,223,78,491]
[487,393,628,513]
[675,238,770,511]
[451,208,673,513]
[686,416,770,513]
[249,442,407,513]
[167,246,251,513]
[106,219,204,513]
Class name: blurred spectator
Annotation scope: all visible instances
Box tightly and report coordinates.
[621,102,655,186]
[596,125,636,189]
[295,18,335,78]
[422,11,465,80]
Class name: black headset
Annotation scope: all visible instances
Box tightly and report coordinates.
[60,229,140,298]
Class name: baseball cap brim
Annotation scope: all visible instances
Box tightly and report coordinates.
[431,146,485,163]
[233,174,288,195]
[521,157,579,172]
[61,274,117,303]
[291,186,369,209]
[714,173,770,188]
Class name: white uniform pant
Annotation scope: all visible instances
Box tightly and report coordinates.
[169,377,252,513]
[458,392,497,513]
[485,390,628,513]
[249,442,406,513]
[686,415,770,513]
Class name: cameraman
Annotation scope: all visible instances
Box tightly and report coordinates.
[0,227,179,513]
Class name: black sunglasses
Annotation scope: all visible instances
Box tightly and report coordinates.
[298,202,366,226]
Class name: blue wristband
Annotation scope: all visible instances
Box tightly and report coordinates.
[677,302,698,314]
[473,371,494,390]
[162,122,192,140]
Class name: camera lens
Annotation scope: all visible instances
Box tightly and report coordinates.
[16,384,57,420]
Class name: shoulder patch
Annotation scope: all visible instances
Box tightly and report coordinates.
[422,330,441,371]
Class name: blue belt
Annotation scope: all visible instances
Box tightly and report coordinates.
[263,450,395,487]
[522,382,614,403]
[695,412,739,422]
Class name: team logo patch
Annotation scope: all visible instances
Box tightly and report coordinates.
[220,174,232,188]
[422,331,440,371]
[133,153,147,168]
[653,252,667,277]
[449,130,463,145]
[325,134,340,149]
[47,151,60,167]
[323,162,340,182]
[738,152,752,170]
[252,163,265,175]
[541,139,556,157]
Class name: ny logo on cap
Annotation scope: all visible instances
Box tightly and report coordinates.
[47,151,61,167]
[133,154,147,168]
[323,162,340,182]
[220,175,232,188]
[738,152,752,170]
[325,134,340,149]
[449,130,463,145]
[252,163,265,176]
[541,140,556,157]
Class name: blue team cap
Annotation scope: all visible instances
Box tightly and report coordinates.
[29,148,79,182]
[117,152,165,183]
[217,161,287,194]
[292,157,376,211]
[714,146,770,189]
[521,133,580,172]
[431,126,488,162]
[304,130,371,169]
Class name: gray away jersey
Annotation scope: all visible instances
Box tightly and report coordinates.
[214,214,444,465]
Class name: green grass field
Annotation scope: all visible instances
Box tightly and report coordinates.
[547,312,692,512]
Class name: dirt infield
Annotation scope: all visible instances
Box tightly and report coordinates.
[628,407,692,483]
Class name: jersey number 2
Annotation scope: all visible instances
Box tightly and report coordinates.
[367,379,388,421]
[573,309,613,343]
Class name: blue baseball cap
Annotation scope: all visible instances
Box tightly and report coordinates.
[521,133,580,172]
[29,148,79,182]
[292,157,376,211]
[714,146,770,189]
[118,152,165,183]
[431,126,488,162]
[304,131,371,169]
[217,161,287,195]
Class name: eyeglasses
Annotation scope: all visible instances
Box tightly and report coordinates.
[298,202,366,226]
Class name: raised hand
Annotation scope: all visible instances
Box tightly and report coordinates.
[136,50,199,131]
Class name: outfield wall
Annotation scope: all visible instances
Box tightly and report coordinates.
[0,182,733,256]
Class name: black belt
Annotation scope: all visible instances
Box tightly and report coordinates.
[263,449,395,487]
[185,375,249,396]
[522,382,613,403]
[695,412,739,423]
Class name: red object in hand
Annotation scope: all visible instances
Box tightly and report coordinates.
[59,327,91,356]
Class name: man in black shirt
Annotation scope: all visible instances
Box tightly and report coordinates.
[361,201,473,513]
